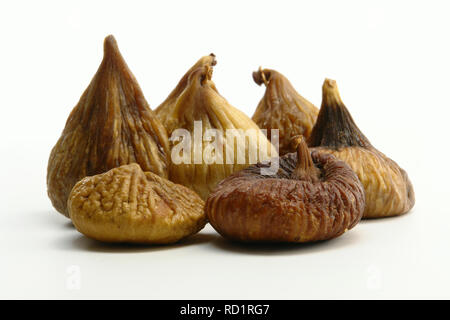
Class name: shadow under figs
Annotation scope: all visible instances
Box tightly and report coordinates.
[207,229,362,256]
[63,232,218,253]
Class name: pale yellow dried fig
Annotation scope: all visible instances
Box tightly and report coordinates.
[252,68,319,155]
[155,56,277,200]
[47,35,170,217]
[68,163,206,244]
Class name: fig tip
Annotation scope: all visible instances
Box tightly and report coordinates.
[209,53,217,66]
[253,67,269,86]
[291,135,306,150]
[323,78,337,90]
[104,34,118,47]
[291,134,320,182]
[103,35,121,58]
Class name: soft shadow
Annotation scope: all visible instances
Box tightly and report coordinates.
[209,231,361,256]
[64,221,75,229]
[58,232,217,253]
[359,211,413,224]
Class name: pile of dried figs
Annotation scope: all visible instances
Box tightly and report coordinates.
[47,35,414,245]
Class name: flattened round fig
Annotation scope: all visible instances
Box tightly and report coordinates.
[205,137,365,243]
[68,164,206,244]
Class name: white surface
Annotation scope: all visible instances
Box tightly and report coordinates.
[1,0,449,299]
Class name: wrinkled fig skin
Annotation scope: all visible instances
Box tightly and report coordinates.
[155,56,276,200]
[205,140,365,243]
[252,68,319,155]
[68,164,206,244]
[308,79,415,218]
[47,35,170,217]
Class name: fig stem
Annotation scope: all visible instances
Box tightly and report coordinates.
[307,78,372,149]
[253,67,269,87]
[291,136,321,182]
[209,53,217,66]
[322,78,343,108]
[260,67,269,86]
[103,35,121,59]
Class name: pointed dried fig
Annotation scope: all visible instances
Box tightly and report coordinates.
[47,35,170,217]
[308,79,415,218]
[68,164,206,244]
[155,56,277,200]
[205,137,365,243]
[252,68,319,155]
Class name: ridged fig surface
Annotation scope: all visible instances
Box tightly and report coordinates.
[155,56,277,200]
[68,164,206,244]
[308,79,415,218]
[206,138,365,243]
[252,68,318,155]
[47,35,170,217]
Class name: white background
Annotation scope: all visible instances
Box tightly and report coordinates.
[1,0,449,299]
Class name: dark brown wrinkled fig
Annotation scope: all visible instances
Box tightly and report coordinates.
[205,137,365,243]
[155,56,276,200]
[252,68,319,155]
[308,79,415,218]
[68,164,206,244]
[47,35,170,217]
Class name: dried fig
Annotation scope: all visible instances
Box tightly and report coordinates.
[308,79,415,218]
[252,68,319,155]
[205,137,365,243]
[68,163,206,244]
[47,35,170,217]
[155,56,277,200]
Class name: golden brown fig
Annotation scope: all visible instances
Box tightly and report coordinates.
[155,56,277,200]
[205,137,365,243]
[47,35,170,217]
[252,68,319,155]
[308,79,415,218]
[68,163,206,244]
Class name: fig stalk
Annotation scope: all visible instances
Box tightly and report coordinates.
[309,79,371,149]
[252,67,270,86]
[290,136,320,183]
